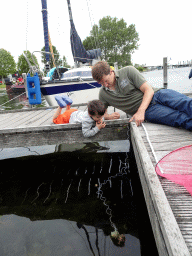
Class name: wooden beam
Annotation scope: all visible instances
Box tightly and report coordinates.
[130,122,191,256]
[0,119,129,148]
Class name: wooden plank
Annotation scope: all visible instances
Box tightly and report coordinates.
[0,112,31,129]
[21,109,55,127]
[38,109,57,126]
[1,110,48,129]
[130,122,191,256]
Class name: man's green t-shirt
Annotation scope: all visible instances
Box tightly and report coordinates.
[99,66,161,115]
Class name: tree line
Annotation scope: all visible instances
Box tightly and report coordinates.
[0,16,140,79]
[0,47,70,79]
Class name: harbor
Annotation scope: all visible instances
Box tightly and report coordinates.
[1,0,192,252]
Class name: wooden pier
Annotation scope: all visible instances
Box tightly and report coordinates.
[131,122,192,256]
[0,104,128,149]
[1,102,192,255]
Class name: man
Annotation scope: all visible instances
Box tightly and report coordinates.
[92,61,192,130]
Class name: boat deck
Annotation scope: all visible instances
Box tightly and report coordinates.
[130,121,192,256]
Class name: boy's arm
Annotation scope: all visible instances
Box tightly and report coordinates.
[52,106,62,122]
[82,120,106,137]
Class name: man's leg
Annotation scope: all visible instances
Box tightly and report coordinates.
[145,102,192,131]
[154,89,192,118]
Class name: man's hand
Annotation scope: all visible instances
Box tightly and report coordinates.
[129,109,145,126]
[104,112,120,120]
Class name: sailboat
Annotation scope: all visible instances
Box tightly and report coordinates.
[25,0,102,106]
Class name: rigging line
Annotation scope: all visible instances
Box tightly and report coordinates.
[67,221,92,256]
[65,179,73,203]
[21,187,31,205]
[24,147,40,155]
[3,83,23,94]
[121,180,123,199]
[118,157,122,173]
[43,181,53,203]
[108,157,112,174]
[26,0,29,51]
[81,226,96,256]
[78,178,82,192]
[79,78,98,88]
[96,124,130,232]
[0,92,26,108]
[88,178,91,195]
[31,182,44,204]
[95,228,101,256]
[85,0,98,50]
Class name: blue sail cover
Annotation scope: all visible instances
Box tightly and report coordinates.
[189,69,192,79]
[67,0,101,63]
[41,0,49,62]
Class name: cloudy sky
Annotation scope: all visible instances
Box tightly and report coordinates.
[1,0,192,68]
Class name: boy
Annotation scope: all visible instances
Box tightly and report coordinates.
[53,95,106,137]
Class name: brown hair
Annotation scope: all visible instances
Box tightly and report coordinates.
[87,100,106,116]
[91,61,111,82]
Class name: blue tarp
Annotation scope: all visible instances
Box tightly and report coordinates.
[46,67,56,80]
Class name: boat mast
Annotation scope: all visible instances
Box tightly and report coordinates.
[66,0,73,22]
[41,0,50,70]
[66,0,77,67]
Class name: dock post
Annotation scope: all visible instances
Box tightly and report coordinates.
[163,57,168,89]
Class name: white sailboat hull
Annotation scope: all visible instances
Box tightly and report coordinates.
[40,80,101,106]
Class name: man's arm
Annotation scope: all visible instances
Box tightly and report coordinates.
[104,111,120,120]
[129,82,154,126]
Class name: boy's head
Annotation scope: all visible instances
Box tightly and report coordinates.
[87,100,106,122]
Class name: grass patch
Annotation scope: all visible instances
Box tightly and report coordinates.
[0,84,6,89]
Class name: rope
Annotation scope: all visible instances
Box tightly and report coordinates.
[1,83,24,94]
[96,124,130,232]
[79,77,98,88]
[0,92,26,108]
[85,0,99,50]
[26,0,29,51]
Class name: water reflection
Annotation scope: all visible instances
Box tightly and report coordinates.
[0,151,141,255]
[0,141,130,160]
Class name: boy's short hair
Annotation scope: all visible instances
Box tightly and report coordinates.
[91,61,111,82]
[88,100,106,116]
